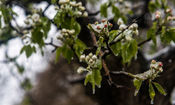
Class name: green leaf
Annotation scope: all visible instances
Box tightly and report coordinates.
[109,30,119,43]
[149,82,155,104]
[163,28,175,43]
[51,0,57,4]
[148,1,158,12]
[21,78,33,91]
[147,22,157,45]
[25,45,33,58]
[93,69,102,87]
[100,3,108,17]
[153,82,167,96]
[121,39,138,63]
[111,5,120,21]
[133,78,142,96]
[73,21,81,36]
[84,72,92,86]
[110,41,121,56]
[20,46,26,54]
[55,47,62,63]
[31,28,44,47]
[16,63,25,74]
[41,17,51,38]
[62,44,74,63]
[20,45,35,58]
[73,39,87,57]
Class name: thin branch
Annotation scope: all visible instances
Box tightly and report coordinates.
[45,38,60,52]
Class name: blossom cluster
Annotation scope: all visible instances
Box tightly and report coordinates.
[117,18,139,41]
[77,53,99,74]
[56,0,88,17]
[24,9,42,26]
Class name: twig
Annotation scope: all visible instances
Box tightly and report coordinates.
[45,38,60,52]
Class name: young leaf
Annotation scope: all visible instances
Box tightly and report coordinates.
[62,44,74,63]
[100,3,108,17]
[153,82,167,96]
[147,22,157,45]
[149,82,155,104]
[25,45,33,58]
[84,72,92,86]
[93,69,102,88]
[133,78,142,96]
[73,39,87,57]
[111,5,120,21]
[110,41,121,56]
[121,39,138,63]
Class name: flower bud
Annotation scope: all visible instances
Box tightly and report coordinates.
[89,59,94,64]
[62,28,67,33]
[117,18,124,25]
[151,60,156,64]
[32,13,40,22]
[166,8,172,14]
[88,53,93,58]
[104,24,108,28]
[77,67,85,74]
[79,6,85,11]
[69,29,75,34]
[85,56,90,62]
[119,24,126,30]
[80,54,86,62]
[158,62,163,67]
[155,11,161,19]
[167,16,173,21]
[109,23,113,27]
[132,23,138,30]
[70,1,76,6]
[77,2,82,6]
[102,19,106,23]
[133,30,139,36]
[92,55,97,60]
[76,11,82,16]
[96,26,101,30]
[59,0,70,4]
[83,12,88,17]
[125,35,132,41]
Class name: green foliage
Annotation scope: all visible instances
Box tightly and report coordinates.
[20,45,36,58]
[133,78,142,96]
[149,82,155,104]
[147,22,157,45]
[100,3,108,17]
[153,82,167,96]
[121,39,138,63]
[110,42,121,56]
[73,39,87,58]
[84,69,102,94]
[149,0,161,12]
[55,44,74,63]
[161,27,175,43]
[21,79,33,91]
